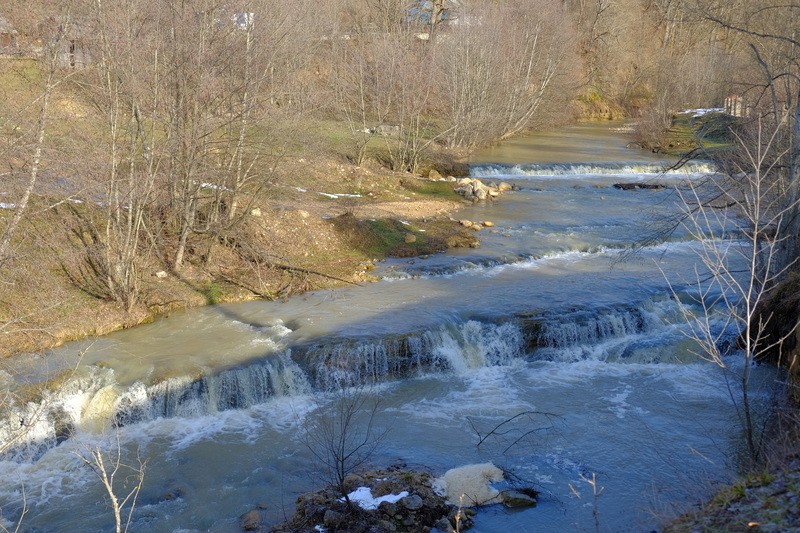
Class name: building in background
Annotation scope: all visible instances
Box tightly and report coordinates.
[0,14,19,55]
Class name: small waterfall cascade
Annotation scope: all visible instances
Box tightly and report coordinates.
[521,299,701,363]
[469,161,716,178]
[0,298,706,463]
[0,320,526,462]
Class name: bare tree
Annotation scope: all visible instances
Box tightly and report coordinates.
[77,435,146,533]
[440,1,577,148]
[302,387,387,508]
[670,118,799,464]
[686,1,800,252]
[0,9,74,267]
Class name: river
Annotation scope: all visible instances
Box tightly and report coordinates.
[0,122,776,532]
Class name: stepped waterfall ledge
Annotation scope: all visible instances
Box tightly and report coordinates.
[0,123,780,532]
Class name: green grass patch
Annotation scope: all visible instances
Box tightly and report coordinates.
[399,178,460,201]
[661,111,739,156]
[330,213,476,258]
[202,281,225,304]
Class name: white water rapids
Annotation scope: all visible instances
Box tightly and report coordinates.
[0,122,782,532]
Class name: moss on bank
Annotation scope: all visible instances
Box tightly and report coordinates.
[330,212,478,259]
[646,111,738,157]
[665,459,800,532]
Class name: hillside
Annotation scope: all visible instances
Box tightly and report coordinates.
[0,58,478,356]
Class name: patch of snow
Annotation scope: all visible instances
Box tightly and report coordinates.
[682,107,724,118]
[0,203,16,209]
[68,198,83,204]
[318,192,362,199]
[314,526,326,533]
[294,187,308,193]
[342,487,409,511]
[400,220,411,226]
[200,182,233,192]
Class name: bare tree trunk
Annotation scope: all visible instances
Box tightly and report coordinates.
[78,437,146,533]
[0,44,61,265]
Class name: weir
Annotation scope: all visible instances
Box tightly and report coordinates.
[470,160,716,178]
[0,296,708,463]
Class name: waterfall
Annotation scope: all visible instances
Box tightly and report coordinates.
[0,320,526,462]
[0,298,715,462]
[469,161,716,178]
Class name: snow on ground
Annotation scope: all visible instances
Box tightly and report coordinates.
[343,487,409,510]
[682,108,724,117]
[319,192,362,199]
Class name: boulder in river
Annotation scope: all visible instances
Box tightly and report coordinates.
[270,467,471,532]
[613,183,665,190]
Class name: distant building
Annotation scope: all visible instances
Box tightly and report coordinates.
[724,95,746,117]
[0,14,19,54]
[407,0,462,26]
[39,17,95,68]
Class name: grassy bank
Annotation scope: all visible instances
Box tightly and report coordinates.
[0,60,479,358]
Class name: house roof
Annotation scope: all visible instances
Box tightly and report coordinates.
[0,15,17,34]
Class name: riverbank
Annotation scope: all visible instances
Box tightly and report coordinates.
[665,456,800,532]
[0,154,479,358]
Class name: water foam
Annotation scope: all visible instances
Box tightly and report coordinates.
[469,161,715,179]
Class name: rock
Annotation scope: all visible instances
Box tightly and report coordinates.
[446,175,457,182]
[471,224,482,231]
[323,509,343,528]
[240,509,262,531]
[376,124,400,136]
[428,169,443,181]
[459,220,474,228]
[482,221,494,227]
[155,270,168,279]
[250,207,262,217]
[378,501,398,516]
[380,519,398,532]
[470,179,486,192]
[498,182,513,191]
[401,493,424,511]
[613,182,665,190]
[404,233,417,244]
[453,176,509,203]
[435,517,455,533]
[432,463,504,506]
[158,482,188,502]
[500,490,537,508]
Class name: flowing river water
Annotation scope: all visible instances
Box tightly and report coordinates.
[0,122,779,532]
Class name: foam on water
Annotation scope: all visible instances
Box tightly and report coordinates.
[378,239,736,282]
[470,161,716,178]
